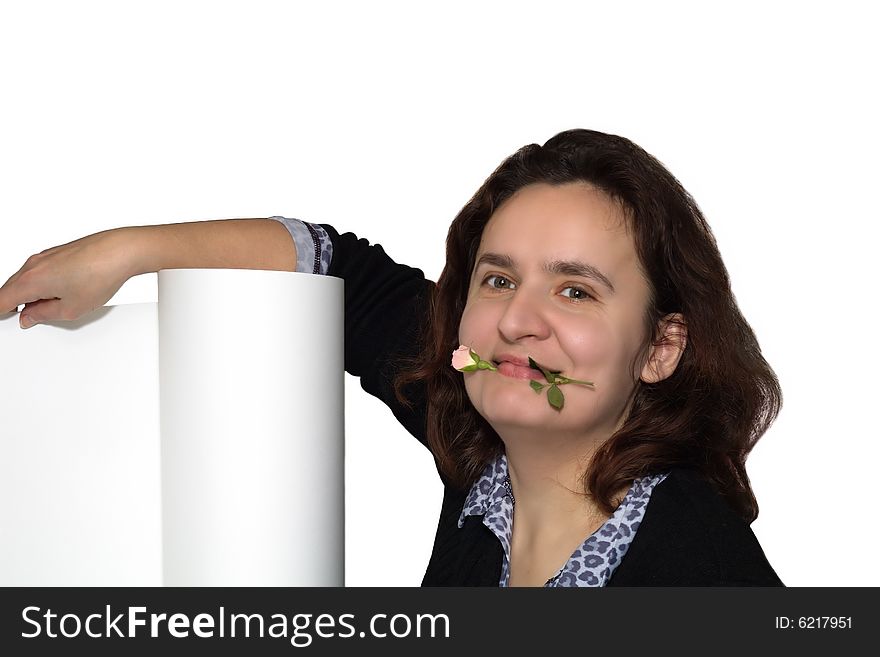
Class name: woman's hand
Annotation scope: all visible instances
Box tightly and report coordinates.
[1,218,298,329]
[0,228,137,329]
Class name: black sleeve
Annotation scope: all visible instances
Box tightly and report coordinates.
[320,223,434,451]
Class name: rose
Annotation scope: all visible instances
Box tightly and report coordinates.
[451,345,594,411]
[451,345,498,372]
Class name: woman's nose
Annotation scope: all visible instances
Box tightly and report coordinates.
[496,285,552,342]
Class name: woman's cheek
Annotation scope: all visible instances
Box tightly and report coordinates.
[457,301,483,341]
[462,375,485,417]
[565,323,610,373]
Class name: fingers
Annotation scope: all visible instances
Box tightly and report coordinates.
[0,267,30,316]
[0,259,52,326]
[0,280,32,321]
[18,299,65,329]
[0,284,18,314]
[1,295,24,315]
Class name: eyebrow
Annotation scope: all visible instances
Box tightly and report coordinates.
[474,252,616,294]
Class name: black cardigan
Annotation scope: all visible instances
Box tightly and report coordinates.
[322,223,783,587]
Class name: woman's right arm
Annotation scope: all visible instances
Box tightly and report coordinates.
[319,223,433,449]
[2,216,434,451]
[0,219,297,328]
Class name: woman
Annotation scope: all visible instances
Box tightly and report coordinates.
[0,129,783,586]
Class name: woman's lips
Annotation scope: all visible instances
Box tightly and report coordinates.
[497,361,546,380]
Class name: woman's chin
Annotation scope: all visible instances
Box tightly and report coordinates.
[473,388,554,427]
[468,380,600,433]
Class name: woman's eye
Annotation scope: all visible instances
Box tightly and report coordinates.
[482,276,593,302]
[483,274,515,290]
[560,286,594,302]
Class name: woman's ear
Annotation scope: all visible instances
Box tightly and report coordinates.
[640,313,687,384]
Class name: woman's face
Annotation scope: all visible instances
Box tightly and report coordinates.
[458,182,654,443]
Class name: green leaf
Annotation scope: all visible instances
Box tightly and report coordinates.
[547,384,564,410]
[529,380,544,393]
[528,356,555,384]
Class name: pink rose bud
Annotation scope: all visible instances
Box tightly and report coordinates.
[451,345,478,371]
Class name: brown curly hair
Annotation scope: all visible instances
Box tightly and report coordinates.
[393,129,781,524]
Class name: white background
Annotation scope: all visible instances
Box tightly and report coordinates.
[1,1,877,586]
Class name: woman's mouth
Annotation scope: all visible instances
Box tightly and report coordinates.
[495,361,546,380]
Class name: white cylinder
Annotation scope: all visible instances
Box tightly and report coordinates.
[158,268,344,586]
